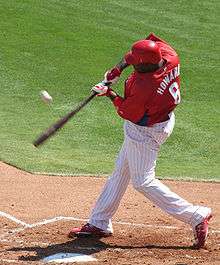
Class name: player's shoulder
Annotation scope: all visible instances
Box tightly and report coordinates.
[146,32,166,43]
[159,42,179,60]
[146,32,179,59]
[166,55,180,70]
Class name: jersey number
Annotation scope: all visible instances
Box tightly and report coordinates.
[169,82,181,104]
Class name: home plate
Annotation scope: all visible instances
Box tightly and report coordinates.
[42,252,97,263]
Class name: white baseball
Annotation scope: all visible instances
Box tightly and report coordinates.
[40,90,53,104]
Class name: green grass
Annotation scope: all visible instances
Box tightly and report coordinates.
[0,0,219,180]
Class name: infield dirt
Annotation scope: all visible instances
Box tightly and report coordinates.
[0,162,220,265]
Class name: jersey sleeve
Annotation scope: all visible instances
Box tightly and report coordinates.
[112,84,151,123]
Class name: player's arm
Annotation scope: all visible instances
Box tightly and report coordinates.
[115,58,129,72]
[91,83,147,123]
[104,58,129,85]
[91,82,123,103]
[110,92,148,123]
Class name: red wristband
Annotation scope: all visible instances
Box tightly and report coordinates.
[106,67,121,80]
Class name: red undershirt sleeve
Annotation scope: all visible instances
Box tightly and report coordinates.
[112,91,149,123]
[112,96,123,108]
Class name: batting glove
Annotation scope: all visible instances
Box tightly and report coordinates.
[103,67,121,85]
[91,82,111,97]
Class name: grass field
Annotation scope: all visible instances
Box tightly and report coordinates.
[0,0,219,180]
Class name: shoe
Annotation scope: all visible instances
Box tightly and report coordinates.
[68,223,113,238]
[193,214,212,249]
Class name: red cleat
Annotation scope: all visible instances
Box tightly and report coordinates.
[68,223,113,238]
[193,214,212,249]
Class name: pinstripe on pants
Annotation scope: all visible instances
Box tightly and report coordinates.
[89,112,211,232]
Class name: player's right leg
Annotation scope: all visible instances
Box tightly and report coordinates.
[68,140,131,238]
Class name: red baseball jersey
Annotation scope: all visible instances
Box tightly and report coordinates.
[113,33,181,126]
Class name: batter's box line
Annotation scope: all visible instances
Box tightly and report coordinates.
[1,211,220,241]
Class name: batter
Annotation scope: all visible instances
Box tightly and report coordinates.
[68,33,212,249]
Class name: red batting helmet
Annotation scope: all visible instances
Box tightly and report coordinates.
[124,39,162,65]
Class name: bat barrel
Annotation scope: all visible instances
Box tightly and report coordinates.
[33,133,50,147]
[33,125,58,147]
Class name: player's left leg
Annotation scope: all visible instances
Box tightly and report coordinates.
[125,117,212,247]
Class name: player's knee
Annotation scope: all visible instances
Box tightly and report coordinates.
[132,173,155,192]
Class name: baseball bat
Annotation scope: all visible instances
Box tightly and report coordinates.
[33,91,97,147]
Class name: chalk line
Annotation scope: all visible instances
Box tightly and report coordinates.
[0,211,30,227]
[1,211,220,241]
[0,259,18,263]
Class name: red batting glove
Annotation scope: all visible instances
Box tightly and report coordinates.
[104,67,121,85]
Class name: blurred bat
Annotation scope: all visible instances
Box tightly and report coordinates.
[33,91,97,147]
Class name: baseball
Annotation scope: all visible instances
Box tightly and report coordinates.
[40,90,53,104]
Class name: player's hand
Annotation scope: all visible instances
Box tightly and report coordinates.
[104,67,121,85]
[91,82,110,96]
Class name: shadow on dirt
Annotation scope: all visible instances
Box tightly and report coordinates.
[7,237,194,262]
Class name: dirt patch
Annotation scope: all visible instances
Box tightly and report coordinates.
[0,161,220,265]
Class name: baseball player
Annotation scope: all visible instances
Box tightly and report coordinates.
[69,33,212,249]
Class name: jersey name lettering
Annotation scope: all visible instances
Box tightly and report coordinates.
[157,64,180,95]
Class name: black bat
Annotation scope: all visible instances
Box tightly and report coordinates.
[33,91,97,147]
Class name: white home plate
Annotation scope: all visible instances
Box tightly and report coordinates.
[42,252,97,263]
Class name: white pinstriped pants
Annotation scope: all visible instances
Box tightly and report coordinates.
[89,113,211,232]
